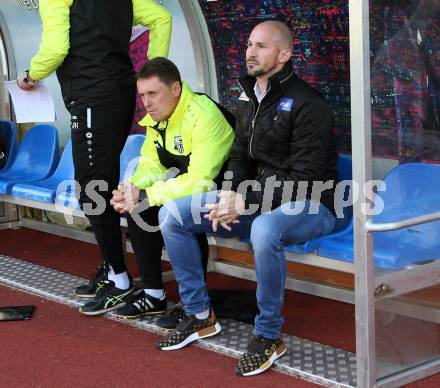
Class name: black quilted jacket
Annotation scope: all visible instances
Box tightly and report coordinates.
[227,63,338,214]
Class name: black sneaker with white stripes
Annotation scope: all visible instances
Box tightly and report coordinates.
[113,290,167,319]
[235,335,287,376]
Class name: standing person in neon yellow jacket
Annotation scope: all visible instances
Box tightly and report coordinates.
[17,0,172,314]
[103,57,234,320]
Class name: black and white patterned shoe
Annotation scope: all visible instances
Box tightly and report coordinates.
[113,290,167,319]
[235,335,287,376]
[156,308,221,351]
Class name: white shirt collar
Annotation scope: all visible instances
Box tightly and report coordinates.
[253,82,267,103]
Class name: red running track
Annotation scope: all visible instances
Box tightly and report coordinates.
[0,228,438,387]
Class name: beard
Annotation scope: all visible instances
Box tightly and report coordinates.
[246,62,265,77]
[247,68,265,77]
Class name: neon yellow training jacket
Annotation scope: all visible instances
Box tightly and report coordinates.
[29,0,172,81]
[130,82,234,207]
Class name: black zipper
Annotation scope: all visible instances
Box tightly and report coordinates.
[238,80,271,160]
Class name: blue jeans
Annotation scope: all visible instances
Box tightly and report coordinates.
[159,191,336,339]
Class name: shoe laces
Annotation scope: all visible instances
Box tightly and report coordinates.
[169,303,186,320]
[175,314,197,332]
[87,263,108,285]
[125,290,142,304]
[98,280,115,298]
[247,335,273,354]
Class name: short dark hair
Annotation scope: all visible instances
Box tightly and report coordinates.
[136,57,181,85]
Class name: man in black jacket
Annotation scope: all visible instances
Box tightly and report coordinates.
[155,20,338,377]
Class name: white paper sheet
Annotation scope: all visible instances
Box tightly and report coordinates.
[5,81,56,123]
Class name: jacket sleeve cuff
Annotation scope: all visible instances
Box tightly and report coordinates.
[130,174,149,190]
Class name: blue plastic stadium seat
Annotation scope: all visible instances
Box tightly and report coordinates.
[0,120,18,172]
[317,163,440,269]
[12,139,74,203]
[55,134,145,209]
[0,124,59,194]
[238,154,354,252]
[284,154,353,253]
[54,189,80,209]
[119,134,145,182]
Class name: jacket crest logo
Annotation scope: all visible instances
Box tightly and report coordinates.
[239,92,250,101]
[174,136,184,154]
[277,98,295,112]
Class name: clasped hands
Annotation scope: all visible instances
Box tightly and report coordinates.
[204,191,245,232]
[110,181,140,214]
[110,184,245,233]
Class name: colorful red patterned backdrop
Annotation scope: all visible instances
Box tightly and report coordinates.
[129,30,150,134]
[128,2,440,162]
[197,0,440,162]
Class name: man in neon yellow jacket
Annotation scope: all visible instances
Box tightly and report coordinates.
[100,57,234,319]
[18,0,171,86]
[17,0,172,313]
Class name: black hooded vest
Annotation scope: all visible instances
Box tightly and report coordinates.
[56,0,135,107]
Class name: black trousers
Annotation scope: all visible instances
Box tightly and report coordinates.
[127,206,209,289]
[69,88,136,274]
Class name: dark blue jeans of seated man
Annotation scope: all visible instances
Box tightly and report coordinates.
[158,191,336,339]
